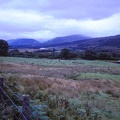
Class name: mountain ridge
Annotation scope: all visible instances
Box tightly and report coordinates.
[44,34,90,45]
[7,34,120,52]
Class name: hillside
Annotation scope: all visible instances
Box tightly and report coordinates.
[7,34,120,53]
[43,34,90,46]
[7,38,41,48]
[49,34,120,53]
[74,34,120,52]
[7,35,90,48]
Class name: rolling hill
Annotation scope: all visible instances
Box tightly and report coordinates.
[45,34,120,53]
[7,34,120,53]
[7,38,41,48]
[69,34,120,51]
[7,35,90,48]
[43,34,90,46]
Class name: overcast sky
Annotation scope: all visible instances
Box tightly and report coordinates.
[0,0,120,41]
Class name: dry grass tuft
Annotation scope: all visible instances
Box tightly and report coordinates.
[10,74,120,98]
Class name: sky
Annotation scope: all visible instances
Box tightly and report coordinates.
[0,0,120,41]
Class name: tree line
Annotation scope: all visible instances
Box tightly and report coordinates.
[0,39,120,60]
[8,48,120,60]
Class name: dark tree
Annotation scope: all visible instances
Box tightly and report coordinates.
[98,52,112,60]
[60,48,70,59]
[83,50,97,60]
[0,39,8,56]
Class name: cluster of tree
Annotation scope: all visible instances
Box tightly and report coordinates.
[0,39,8,56]
[9,49,59,59]
[8,48,120,60]
[82,50,120,60]
[8,48,79,59]
[60,48,78,59]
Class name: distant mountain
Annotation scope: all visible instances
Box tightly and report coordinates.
[53,34,120,53]
[72,34,120,49]
[7,38,41,48]
[7,34,120,53]
[43,35,90,46]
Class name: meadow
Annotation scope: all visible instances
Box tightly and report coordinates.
[0,57,120,120]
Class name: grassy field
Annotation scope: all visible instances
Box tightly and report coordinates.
[0,57,120,67]
[0,57,120,120]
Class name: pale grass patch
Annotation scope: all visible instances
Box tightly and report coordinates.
[11,74,120,98]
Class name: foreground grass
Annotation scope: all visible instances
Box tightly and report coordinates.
[0,57,120,120]
[2,74,120,120]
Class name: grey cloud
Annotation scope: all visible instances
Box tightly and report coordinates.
[1,0,120,19]
[0,0,120,40]
[0,0,49,11]
[44,0,120,19]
